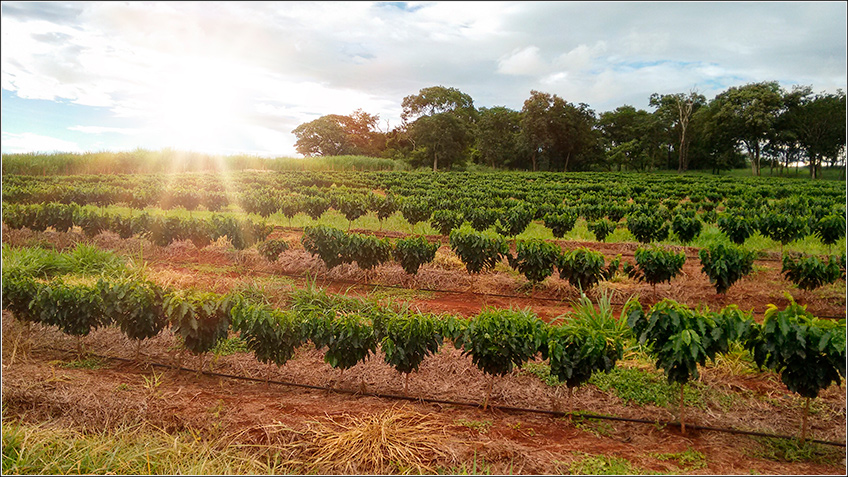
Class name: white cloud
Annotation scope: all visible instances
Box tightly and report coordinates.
[68,125,141,135]
[1,132,82,153]
[1,1,845,155]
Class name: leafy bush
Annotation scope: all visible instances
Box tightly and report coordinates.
[257,238,290,262]
[671,214,702,244]
[165,290,233,355]
[494,205,535,237]
[449,225,508,274]
[717,213,758,245]
[98,278,167,342]
[429,209,464,236]
[393,236,438,275]
[307,310,377,371]
[230,301,305,367]
[453,308,545,377]
[508,239,561,284]
[813,214,846,248]
[781,253,843,291]
[626,212,669,243]
[744,297,846,443]
[698,243,757,294]
[302,225,347,269]
[759,212,809,250]
[543,211,578,238]
[587,218,615,242]
[465,207,501,232]
[557,247,606,291]
[399,197,432,229]
[634,246,685,289]
[376,310,443,390]
[343,233,393,270]
[32,279,106,337]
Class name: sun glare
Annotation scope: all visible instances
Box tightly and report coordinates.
[152,60,244,153]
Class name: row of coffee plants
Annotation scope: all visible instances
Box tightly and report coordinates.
[2,203,272,250]
[3,273,843,443]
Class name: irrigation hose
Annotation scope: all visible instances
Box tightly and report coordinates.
[44,346,847,448]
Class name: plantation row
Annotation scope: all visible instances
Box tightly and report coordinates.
[3,191,846,258]
[3,172,844,244]
[2,201,844,293]
[2,272,844,441]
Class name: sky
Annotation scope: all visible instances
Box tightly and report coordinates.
[1,1,846,157]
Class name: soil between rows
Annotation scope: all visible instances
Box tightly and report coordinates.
[2,226,846,474]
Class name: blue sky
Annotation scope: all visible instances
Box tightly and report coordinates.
[2,1,846,157]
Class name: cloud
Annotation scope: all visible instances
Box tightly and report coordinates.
[1,1,845,155]
[1,132,82,153]
[67,125,141,135]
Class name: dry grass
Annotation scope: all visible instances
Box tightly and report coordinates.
[284,406,459,474]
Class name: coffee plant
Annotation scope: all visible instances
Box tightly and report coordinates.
[449,225,509,274]
[376,310,443,393]
[543,211,578,239]
[634,246,686,291]
[781,253,843,291]
[508,239,561,284]
[557,247,606,291]
[671,213,702,244]
[717,212,758,245]
[257,238,290,262]
[165,290,233,356]
[393,236,438,275]
[587,218,615,242]
[626,212,669,243]
[698,243,757,294]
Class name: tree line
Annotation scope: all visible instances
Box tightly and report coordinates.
[291,82,846,178]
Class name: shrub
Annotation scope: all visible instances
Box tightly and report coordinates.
[393,236,438,275]
[781,253,843,291]
[716,212,758,245]
[634,246,685,290]
[626,212,669,243]
[587,218,615,242]
[449,225,508,274]
[557,248,606,291]
[671,214,702,244]
[302,225,347,269]
[543,211,578,238]
[257,238,290,262]
[698,243,757,294]
[508,239,561,284]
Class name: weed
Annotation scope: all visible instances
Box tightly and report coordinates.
[650,447,708,470]
[564,452,648,475]
[747,437,843,465]
[211,336,249,356]
[59,356,109,370]
[440,451,493,475]
[589,366,706,409]
[456,419,493,434]
[520,362,562,387]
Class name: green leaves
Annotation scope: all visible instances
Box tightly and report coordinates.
[393,236,438,275]
[508,239,561,284]
[165,290,232,355]
[453,308,546,377]
[449,225,508,274]
[626,212,669,243]
[781,253,843,291]
[430,209,464,236]
[759,212,808,247]
[634,246,686,288]
[344,233,393,270]
[670,213,702,244]
[745,298,845,399]
[698,243,757,294]
[587,218,615,242]
[557,247,606,291]
[302,225,348,269]
[813,214,846,247]
[306,310,377,370]
[98,278,167,342]
[543,211,577,238]
[230,300,305,367]
[257,238,290,262]
[376,310,443,375]
[717,212,758,245]
[494,204,535,237]
[32,279,106,337]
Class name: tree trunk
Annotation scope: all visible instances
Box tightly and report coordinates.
[531,151,537,172]
[679,383,686,434]
[564,152,571,172]
[433,151,438,172]
[800,396,811,445]
[483,375,494,410]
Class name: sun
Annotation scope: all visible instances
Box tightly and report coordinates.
[151,59,244,152]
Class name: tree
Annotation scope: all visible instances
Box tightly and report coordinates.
[474,106,525,169]
[710,81,783,176]
[292,110,386,157]
[599,105,664,171]
[519,90,598,172]
[401,86,477,171]
[649,91,706,173]
[790,90,846,179]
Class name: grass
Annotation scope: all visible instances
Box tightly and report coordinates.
[0,150,401,175]
[455,419,493,434]
[0,420,289,475]
[56,356,110,370]
[746,436,845,465]
[589,366,707,409]
[1,243,127,278]
[211,336,249,356]
[563,452,650,475]
[649,447,708,470]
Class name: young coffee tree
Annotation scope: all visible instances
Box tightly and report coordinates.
[717,212,758,245]
[306,308,378,388]
[588,218,616,242]
[449,225,508,274]
[744,298,846,444]
[430,209,465,236]
[627,299,749,433]
[543,211,578,239]
[372,193,399,230]
[781,253,843,291]
[343,233,393,272]
[98,278,167,359]
[813,214,846,253]
[698,243,757,294]
[508,239,562,286]
[257,238,290,262]
[165,290,233,369]
[557,247,607,291]
[376,310,444,394]
[453,308,546,409]
[634,246,686,294]
[302,225,347,269]
[230,300,306,380]
[393,236,439,275]
[671,213,702,244]
[33,279,107,354]
[626,212,669,243]
[495,204,535,238]
[758,212,809,254]
[400,197,432,233]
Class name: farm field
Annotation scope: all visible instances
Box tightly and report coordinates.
[2,166,846,475]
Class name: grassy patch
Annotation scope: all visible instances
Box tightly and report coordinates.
[455,419,493,434]
[572,415,616,438]
[439,451,494,475]
[589,366,706,409]
[1,243,127,278]
[57,356,110,370]
[520,361,562,387]
[563,452,650,475]
[747,437,844,465]
[649,447,708,470]
[211,336,249,356]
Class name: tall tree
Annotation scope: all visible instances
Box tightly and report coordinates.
[649,90,706,173]
[710,81,783,176]
[474,106,525,169]
[790,89,846,179]
[599,105,663,171]
[519,90,598,172]
[292,110,386,157]
[401,85,477,171]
